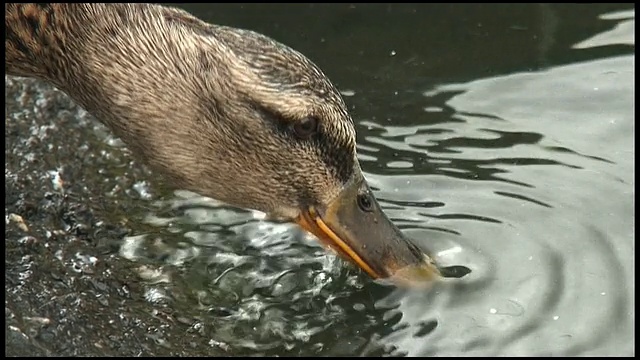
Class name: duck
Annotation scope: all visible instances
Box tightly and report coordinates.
[5,3,440,282]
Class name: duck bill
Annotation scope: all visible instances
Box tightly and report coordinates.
[295,174,440,281]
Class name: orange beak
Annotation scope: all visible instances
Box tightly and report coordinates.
[295,174,440,282]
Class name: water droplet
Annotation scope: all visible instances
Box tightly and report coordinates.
[48,169,64,192]
[132,181,152,200]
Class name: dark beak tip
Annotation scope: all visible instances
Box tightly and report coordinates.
[374,252,442,287]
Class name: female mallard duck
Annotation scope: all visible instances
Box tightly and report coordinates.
[5,3,439,282]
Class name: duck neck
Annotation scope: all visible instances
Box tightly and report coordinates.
[5,3,218,190]
[5,3,212,133]
[6,4,103,83]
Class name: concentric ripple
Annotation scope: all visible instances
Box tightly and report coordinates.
[358,30,634,355]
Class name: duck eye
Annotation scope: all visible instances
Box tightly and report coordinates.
[292,116,318,139]
[357,192,374,212]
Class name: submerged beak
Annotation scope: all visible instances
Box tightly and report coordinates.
[295,174,441,283]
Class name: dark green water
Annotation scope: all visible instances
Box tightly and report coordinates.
[5,3,634,356]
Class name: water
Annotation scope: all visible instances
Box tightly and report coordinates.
[5,3,634,356]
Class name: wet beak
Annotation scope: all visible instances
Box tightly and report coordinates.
[295,174,441,283]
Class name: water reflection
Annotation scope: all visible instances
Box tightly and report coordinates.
[370,23,634,356]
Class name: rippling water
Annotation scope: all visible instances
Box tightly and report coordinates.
[5,4,634,357]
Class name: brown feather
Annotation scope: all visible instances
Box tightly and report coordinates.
[5,3,358,219]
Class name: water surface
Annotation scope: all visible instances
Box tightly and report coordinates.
[5,3,634,356]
